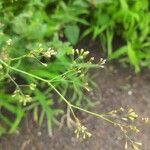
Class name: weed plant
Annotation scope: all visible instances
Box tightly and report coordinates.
[0,0,150,149]
[0,35,99,135]
[0,37,149,149]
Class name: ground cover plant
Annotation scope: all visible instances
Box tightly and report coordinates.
[0,0,150,149]
[83,0,150,72]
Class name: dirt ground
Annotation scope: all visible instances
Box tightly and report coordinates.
[0,39,150,150]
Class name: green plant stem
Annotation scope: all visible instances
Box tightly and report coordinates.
[7,74,25,97]
[0,59,116,125]
[10,55,27,61]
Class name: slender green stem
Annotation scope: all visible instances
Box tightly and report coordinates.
[70,104,116,125]
[7,74,25,97]
[10,55,27,61]
[0,59,118,125]
[49,68,74,82]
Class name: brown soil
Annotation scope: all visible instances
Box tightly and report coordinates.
[0,39,150,150]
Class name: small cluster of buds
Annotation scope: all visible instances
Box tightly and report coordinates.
[125,139,142,150]
[28,46,56,58]
[84,82,91,92]
[6,39,12,46]
[75,49,89,60]
[105,107,141,134]
[12,89,32,106]
[141,117,149,123]
[20,95,32,106]
[106,107,138,122]
[27,47,57,67]
[74,122,92,139]
[29,83,36,91]
[98,58,106,68]
[122,108,138,121]
[0,51,9,61]
[75,49,89,56]
[42,48,57,58]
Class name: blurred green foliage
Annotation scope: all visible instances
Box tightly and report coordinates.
[83,0,150,72]
[0,0,88,54]
[1,0,150,72]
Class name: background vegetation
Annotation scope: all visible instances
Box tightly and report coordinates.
[1,0,150,71]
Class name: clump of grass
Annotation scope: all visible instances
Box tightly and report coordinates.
[82,0,150,72]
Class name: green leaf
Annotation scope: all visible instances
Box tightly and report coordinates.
[109,46,127,59]
[0,92,24,134]
[127,42,140,72]
[64,25,80,45]
[34,90,62,136]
